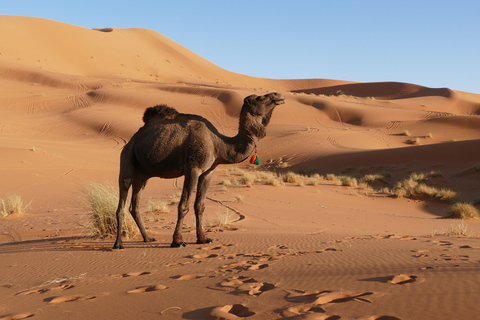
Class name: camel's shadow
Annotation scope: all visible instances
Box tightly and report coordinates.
[0,236,172,254]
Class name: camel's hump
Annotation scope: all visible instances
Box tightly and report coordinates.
[143,104,179,123]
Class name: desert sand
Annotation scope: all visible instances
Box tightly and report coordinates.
[1,16,480,320]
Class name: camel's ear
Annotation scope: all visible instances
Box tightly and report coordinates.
[244,95,257,107]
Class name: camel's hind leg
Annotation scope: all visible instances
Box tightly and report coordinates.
[113,177,131,249]
[129,174,156,243]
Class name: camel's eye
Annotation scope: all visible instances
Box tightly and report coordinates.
[256,96,265,102]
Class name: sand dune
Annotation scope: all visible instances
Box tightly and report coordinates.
[1,16,480,320]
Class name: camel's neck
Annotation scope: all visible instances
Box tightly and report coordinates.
[217,131,258,165]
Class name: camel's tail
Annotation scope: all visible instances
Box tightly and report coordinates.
[143,104,179,123]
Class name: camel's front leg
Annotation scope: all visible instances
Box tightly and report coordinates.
[194,170,214,244]
[171,169,200,247]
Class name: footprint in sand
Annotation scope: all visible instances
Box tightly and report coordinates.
[0,313,34,320]
[202,244,234,251]
[285,289,374,305]
[44,295,96,304]
[218,276,275,296]
[434,240,453,246]
[313,291,373,304]
[173,273,205,280]
[219,261,269,272]
[357,316,401,320]
[166,260,202,267]
[388,274,417,285]
[16,284,74,295]
[186,253,218,259]
[281,304,333,319]
[127,285,168,293]
[204,304,255,320]
[246,263,269,271]
[110,271,151,279]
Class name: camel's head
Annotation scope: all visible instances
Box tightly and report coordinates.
[240,92,285,139]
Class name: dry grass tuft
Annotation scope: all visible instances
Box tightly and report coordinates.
[264,178,285,187]
[240,172,255,187]
[432,220,469,237]
[231,194,244,203]
[390,172,456,201]
[146,198,170,213]
[169,192,182,205]
[219,179,232,186]
[282,172,300,183]
[206,208,235,228]
[448,202,480,219]
[406,137,421,145]
[0,194,28,217]
[82,182,139,239]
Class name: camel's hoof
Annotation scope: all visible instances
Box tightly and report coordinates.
[112,243,125,250]
[197,238,213,244]
[170,242,188,248]
[144,237,157,243]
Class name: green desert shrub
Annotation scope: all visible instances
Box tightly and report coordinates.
[82,182,139,238]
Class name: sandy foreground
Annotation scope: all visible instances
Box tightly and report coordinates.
[1,16,480,320]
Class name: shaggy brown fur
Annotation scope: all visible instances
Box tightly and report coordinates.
[113,93,285,249]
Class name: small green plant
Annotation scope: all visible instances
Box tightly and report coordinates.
[1,194,28,217]
[448,202,480,219]
[82,182,139,238]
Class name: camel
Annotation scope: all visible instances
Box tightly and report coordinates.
[113,92,285,249]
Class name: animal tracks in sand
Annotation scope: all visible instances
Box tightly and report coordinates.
[282,289,374,319]
[201,244,234,251]
[219,261,270,273]
[16,284,74,296]
[44,295,96,304]
[173,273,206,281]
[285,289,374,305]
[411,240,473,263]
[110,271,151,279]
[0,313,34,320]
[388,274,418,285]
[204,304,255,320]
[218,276,275,296]
[186,253,219,259]
[127,285,168,293]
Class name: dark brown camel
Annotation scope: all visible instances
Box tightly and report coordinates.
[113,92,285,249]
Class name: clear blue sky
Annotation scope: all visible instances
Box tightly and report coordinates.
[3,0,480,94]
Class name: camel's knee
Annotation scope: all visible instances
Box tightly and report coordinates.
[122,178,132,190]
[194,202,205,214]
[178,207,189,218]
